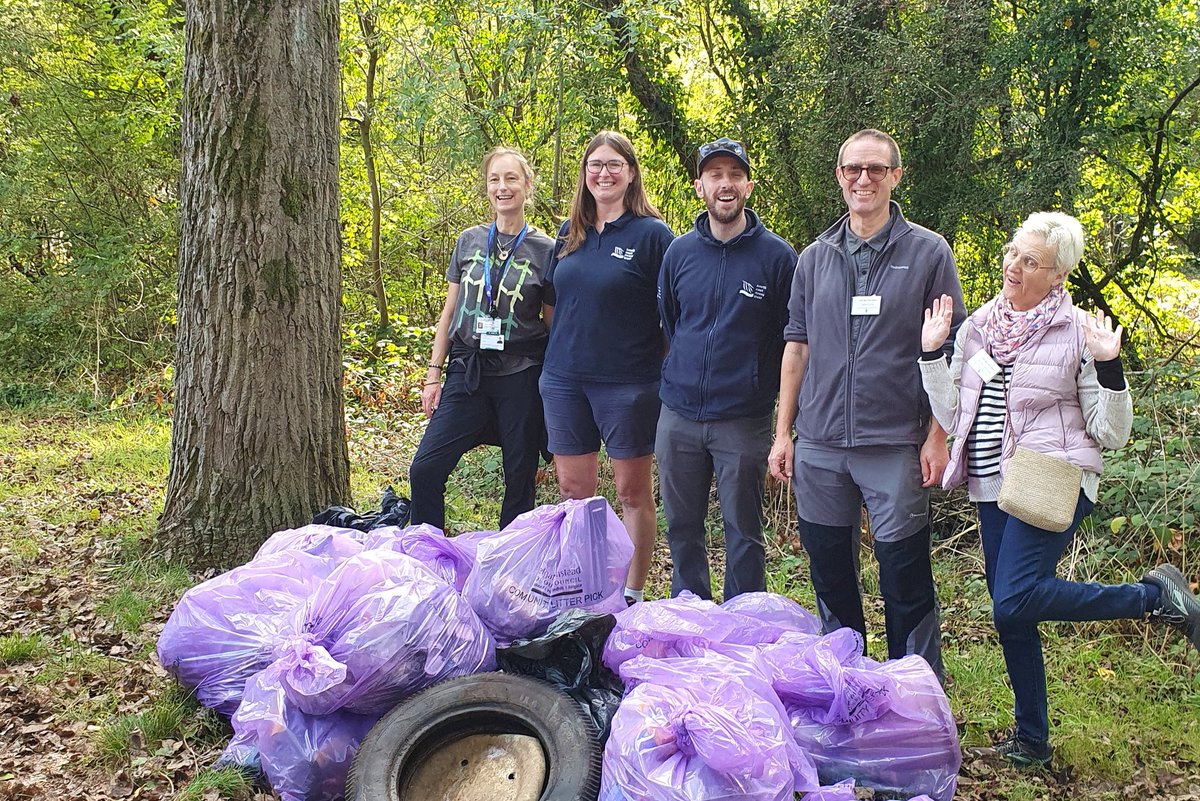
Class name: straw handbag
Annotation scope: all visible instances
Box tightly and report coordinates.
[997,446,1082,532]
[995,357,1083,533]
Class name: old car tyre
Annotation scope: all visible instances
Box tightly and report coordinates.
[346,672,602,801]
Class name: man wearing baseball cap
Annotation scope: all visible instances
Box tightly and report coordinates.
[656,137,798,599]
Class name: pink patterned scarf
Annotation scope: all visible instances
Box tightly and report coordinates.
[983,285,1067,364]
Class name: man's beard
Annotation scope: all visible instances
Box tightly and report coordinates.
[707,196,746,225]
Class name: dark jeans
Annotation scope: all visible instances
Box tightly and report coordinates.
[655,408,771,600]
[798,518,943,680]
[409,365,543,531]
[978,492,1152,746]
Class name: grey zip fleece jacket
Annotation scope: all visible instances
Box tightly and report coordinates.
[783,202,965,447]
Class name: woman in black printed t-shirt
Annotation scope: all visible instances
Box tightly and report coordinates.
[410,147,555,530]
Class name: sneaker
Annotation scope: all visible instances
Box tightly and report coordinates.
[969,733,1053,768]
[1143,563,1200,652]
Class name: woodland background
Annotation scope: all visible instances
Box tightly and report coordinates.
[1,0,1199,798]
[3,0,1199,395]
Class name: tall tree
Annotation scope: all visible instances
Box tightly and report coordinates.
[157,0,350,568]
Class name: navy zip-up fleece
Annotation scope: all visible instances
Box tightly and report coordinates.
[659,209,798,421]
[784,202,965,447]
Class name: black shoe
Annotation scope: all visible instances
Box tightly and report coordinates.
[969,734,1053,768]
[1143,563,1200,652]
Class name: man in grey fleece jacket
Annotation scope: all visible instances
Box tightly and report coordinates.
[768,129,966,680]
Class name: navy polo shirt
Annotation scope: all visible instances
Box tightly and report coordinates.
[544,212,675,383]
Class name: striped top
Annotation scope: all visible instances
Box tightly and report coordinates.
[965,366,1012,480]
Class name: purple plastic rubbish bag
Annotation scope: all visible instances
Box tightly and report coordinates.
[760,630,960,801]
[603,594,740,672]
[254,524,368,561]
[802,779,857,801]
[618,653,820,793]
[602,653,813,801]
[801,781,934,801]
[157,548,345,715]
[223,664,379,801]
[360,523,475,591]
[273,549,495,715]
[604,592,819,673]
[463,497,633,642]
[720,592,822,640]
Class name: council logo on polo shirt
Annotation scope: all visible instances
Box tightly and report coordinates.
[611,247,636,261]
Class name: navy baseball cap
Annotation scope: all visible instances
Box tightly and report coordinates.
[697,137,751,177]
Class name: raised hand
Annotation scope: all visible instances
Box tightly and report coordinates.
[921,294,955,353]
[1083,309,1123,361]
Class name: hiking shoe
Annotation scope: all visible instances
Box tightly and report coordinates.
[1143,563,1200,652]
[969,733,1053,769]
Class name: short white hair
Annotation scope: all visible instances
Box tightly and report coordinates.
[1016,211,1085,278]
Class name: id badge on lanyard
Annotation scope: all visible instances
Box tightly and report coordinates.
[477,316,504,350]
[480,223,528,352]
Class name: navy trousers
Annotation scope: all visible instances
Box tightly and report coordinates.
[409,365,543,531]
[977,492,1152,745]
[798,518,943,680]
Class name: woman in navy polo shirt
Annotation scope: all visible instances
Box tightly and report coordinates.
[411,146,555,531]
[541,130,675,604]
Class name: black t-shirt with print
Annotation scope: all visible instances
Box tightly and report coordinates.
[446,223,555,376]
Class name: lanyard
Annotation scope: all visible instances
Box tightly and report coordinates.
[483,222,528,317]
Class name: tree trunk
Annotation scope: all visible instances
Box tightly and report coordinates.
[158,0,350,569]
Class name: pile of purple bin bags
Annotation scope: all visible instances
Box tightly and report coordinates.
[157,497,960,801]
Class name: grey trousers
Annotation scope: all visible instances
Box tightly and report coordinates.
[655,407,772,600]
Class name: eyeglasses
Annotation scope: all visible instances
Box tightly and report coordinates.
[1003,243,1055,274]
[839,164,895,182]
[585,159,627,175]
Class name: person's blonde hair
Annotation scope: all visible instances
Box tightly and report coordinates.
[481,146,535,212]
[559,130,662,257]
[1016,211,1085,278]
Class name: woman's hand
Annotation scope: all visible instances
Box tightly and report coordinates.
[1083,309,1123,361]
[921,294,955,353]
[421,381,442,418]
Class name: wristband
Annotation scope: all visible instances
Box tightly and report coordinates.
[428,363,444,370]
[423,381,441,386]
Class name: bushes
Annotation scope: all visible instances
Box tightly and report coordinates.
[1096,362,1200,575]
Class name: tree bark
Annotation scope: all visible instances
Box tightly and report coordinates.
[594,0,694,180]
[158,0,350,568]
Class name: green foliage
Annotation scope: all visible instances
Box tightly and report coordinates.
[0,0,182,393]
[1,0,1196,398]
[1098,362,1200,557]
[94,685,198,764]
[176,768,257,801]
[0,632,49,665]
[342,317,433,415]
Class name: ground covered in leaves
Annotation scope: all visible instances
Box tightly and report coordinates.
[0,407,1197,800]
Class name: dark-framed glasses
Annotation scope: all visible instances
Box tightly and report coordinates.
[585,159,627,175]
[839,163,894,181]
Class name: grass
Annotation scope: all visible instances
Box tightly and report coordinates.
[1,396,1198,801]
[0,633,49,665]
[35,640,124,686]
[176,768,257,801]
[94,686,198,764]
